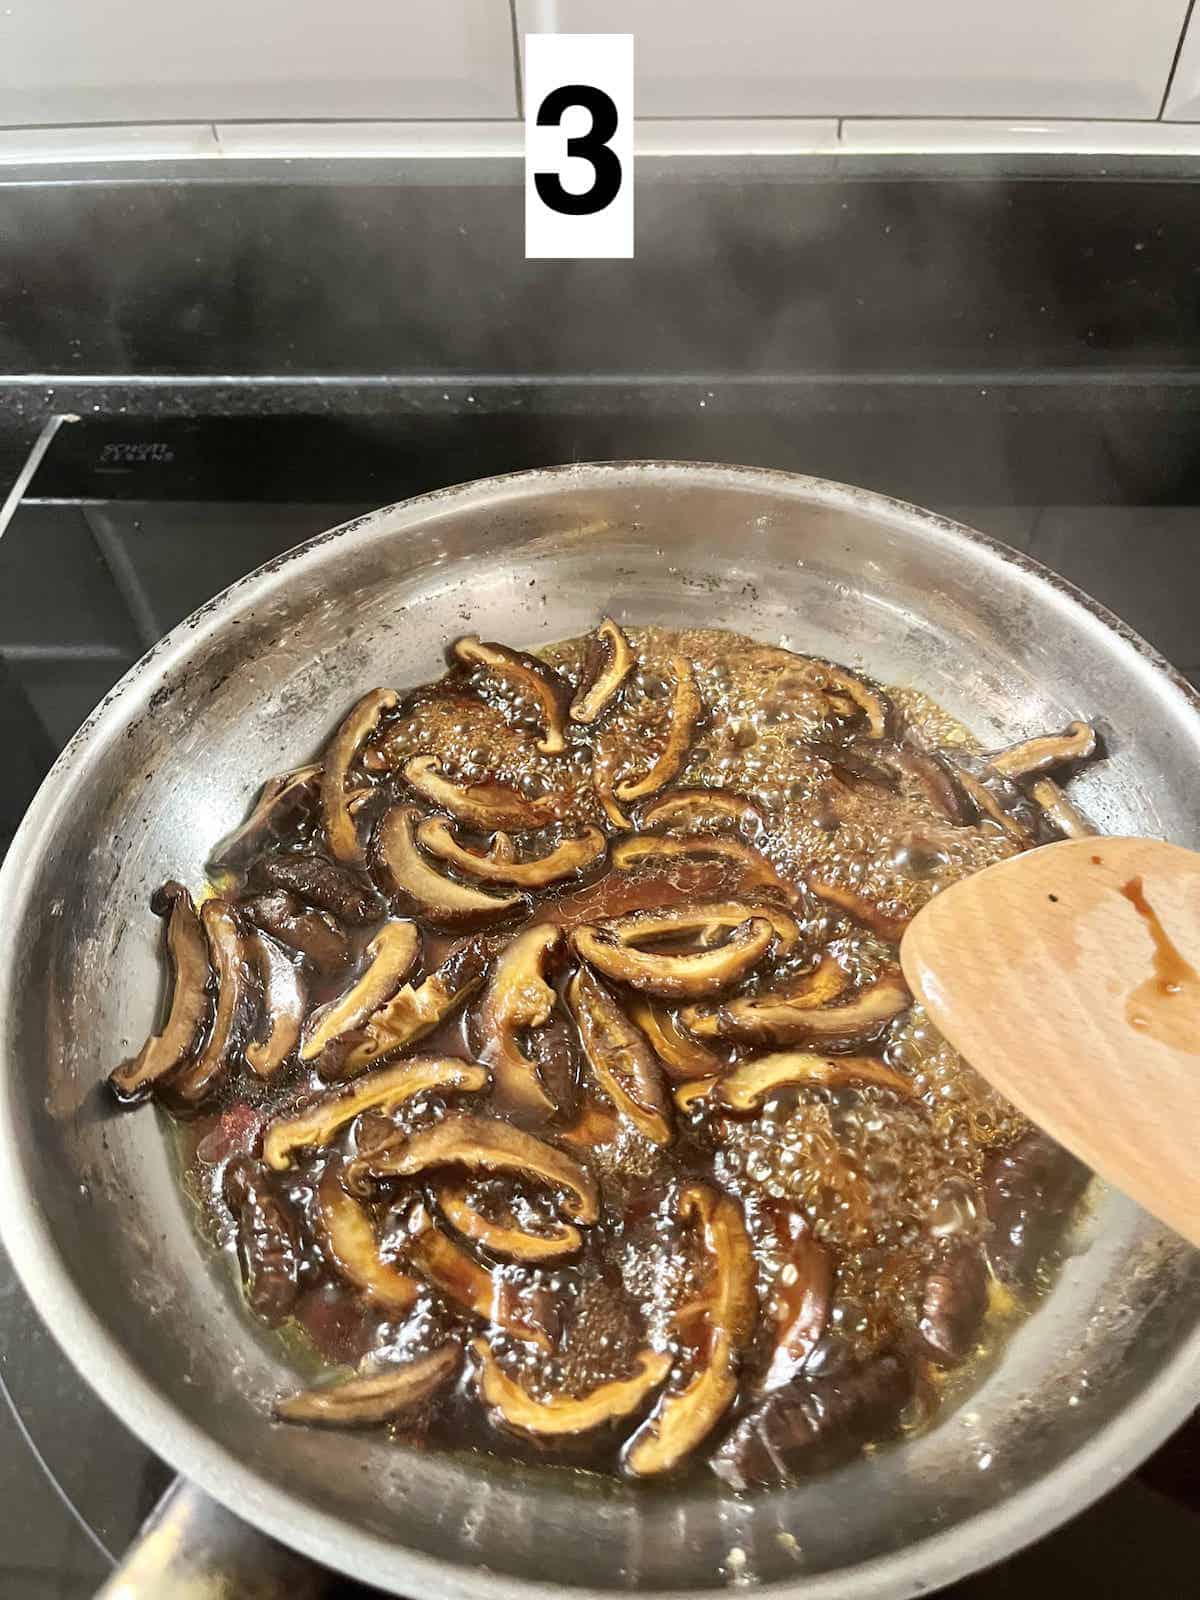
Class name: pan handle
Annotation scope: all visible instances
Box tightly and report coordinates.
[95,1475,333,1598]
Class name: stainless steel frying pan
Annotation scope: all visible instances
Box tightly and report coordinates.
[1,462,1198,1598]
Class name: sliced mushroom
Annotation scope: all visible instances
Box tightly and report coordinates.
[623,1185,756,1476]
[684,953,849,1040]
[319,687,397,869]
[299,920,421,1064]
[374,806,523,930]
[404,1206,552,1349]
[349,1113,599,1223]
[988,719,1097,779]
[641,787,764,833]
[245,930,306,1076]
[613,655,701,802]
[689,966,910,1049]
[982,1130,1090,1287]
[110,883,211,1101]
[890,744,976,825]
[612,833,800,906]
[436,1182,583,1263]
[224,1155,301,1325]
[580,898,800,951]
[262,1056,489,1171]
[474,924,563,1118]
[210,763,321,868]
[799,660,891,739]
[806,874,912,942]
[317,1162,420,1311]
[673,1076,720,1113]
[570,617,636,725]
[1030,776,1096,839]
[572,916,778,1001]
[451,635,571,756]
[591,753,634,831]
[759,1205,833,1392]
[713,1052,914,1111]
[474,1338,670,1436]
[249,853,378,925]
[946,762,1035,847]
[917,1242,989,1365]
[275,1342,461,1427]
[167,899,256,1108]
[416,816,607,889]
[336,940,490,1079]
[240,889,351,976]
[566,968,673,1145]
[626,997,724,1081]
[402,753,563,832]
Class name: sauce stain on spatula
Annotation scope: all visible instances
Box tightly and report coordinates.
[1120,875,1200,1052]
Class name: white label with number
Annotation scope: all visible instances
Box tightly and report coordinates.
[525,33,633,260]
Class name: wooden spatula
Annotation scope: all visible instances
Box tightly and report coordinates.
[900,835,1200,1248]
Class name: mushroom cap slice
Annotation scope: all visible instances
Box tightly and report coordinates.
[403,1206,552,1349]
[623,1185,756,1476]
[167,898,255,1108]
[612,833,801,906]
[570,617,636,725]
[614,655,702,803]
[299,920,421,1064]
[799,659,892,740]
[317,1163,420,1311]
[402,755,562,833]
[988,719,1097,780]
[945,761,1035,847]
[1030,775,1096,840]
[759,1206,833,1393]
[262,1056,489,1171]
[641,787,764,833]
[240,889,351,976]
[274,1342,461,1426]
[245,930,306,1076]
[417,817,607,889]
[626,996,724,1081]
[110,883,211,1100]
[451,635,571,756]
[474,1338,670,1436]
[374,805,524,930]
[689,964,910,1049]
[349,1113,599,1224]
[714,1052,914,1111]
[573,916,778,1001]
[673,1076,721,1113]
[321,687,398,867]
[475,924,564,1118]
[210,763,321,868]
[337,940,489,1079]
[436,1181,583,1263]
[806,874,912,942]
[584,898,800,950]
[567,968,673,1145]
[249,853,379,925]
[683,953,849,1040]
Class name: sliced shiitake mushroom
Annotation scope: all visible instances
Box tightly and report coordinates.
[799,660,892,740]
[240,889,351,976]
[320,687,398,867]
[436,1182,583,1263]
[474,924,564,1118]
[626,996,724,1081]
[988,719,1097,780]
[349,1113,599,1223]
[713,1052,914,1111]
[299,920,421,1065]
[262,1056,489,1171]
[110,882,211,1101]
[672,1076,721,1114]
[569,616,636,725]
[640,787,764,834]
[612,833,800,905]
[591,752,634,831]
[806,874,912,942]
[474,1338,670,1436]
[167,899,256,1108]
[402,754,562,833]
[403,1205,552,1349]
[451,635,571,756]
[567,967,673,1145]
[917,1242,988,1365]
[374,806,523,929]
[1030,776,1096,839]
[572,916,778,1001]
[613,655,701,803]
[684,952,849,1040]
[581,898,800,951]
[416,816,607,889]
[336,940,490,1079]
[224,1156,301,1325]
[688,965,910,1049]
[249,852,378,925]
[889,743,976,826]
[245,930,306,1076]
[946,761,1035,847]
[275,1342,461,1427]
[210,763,321,868]
[758,1204,833,1392]
[623,1184,756,1476]
[317,1162,420,1311]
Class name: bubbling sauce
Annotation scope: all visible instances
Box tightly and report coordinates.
[116,623,1098,1487]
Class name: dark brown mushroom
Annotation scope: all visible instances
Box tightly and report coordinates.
[299,920,421,1065]
[109,882,211,1101]
[612,833,801,905]
[262,1056,489,1171]
[566,967,673,1145]
[320,687,398,866]
[1030,776,1096,839]
[335,940,490,1079]
[436,1181,583,1263]
[209,763,321,868]
[758,1204,833,1392]
[167,898,256,1108]
[683,953,849,1040]
[275,1342,461,1426]
[946,761,1036,847]
[988,719,1097,779]
[672,1076,721,1114]
[799,660,892,740]
[572,916,779,1001]
[317,1162,420,1311]
[569,616,636,725]
[917,1242,989,1365]
[223,1156,301,1325]
[889,743,977,825]
[451,634,571,755]
[474,924,564,1118]
[245,930,306,1076]
[806,874,913,942]
[591,752,634,831]
[374,806,523,929]
[640,787,764,834]
[623,1184,756,1476]
[474,1338,670,1435]
[712,1052,914,1112]
[416,816,607,889]
[613,654,702,803]
[348,1113,599,1223]
[626,996,724,1081]
[239,889,351,976]
[402,754,562,832]
[402,1204,552,1349]
[983,1130,1091,1287]
[249,852,378,925]
[689,966,910,1049]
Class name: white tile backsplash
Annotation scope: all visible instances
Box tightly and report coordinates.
[1162,8,1200,118]
[0,0,518,125]
[520,0,1190,120]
